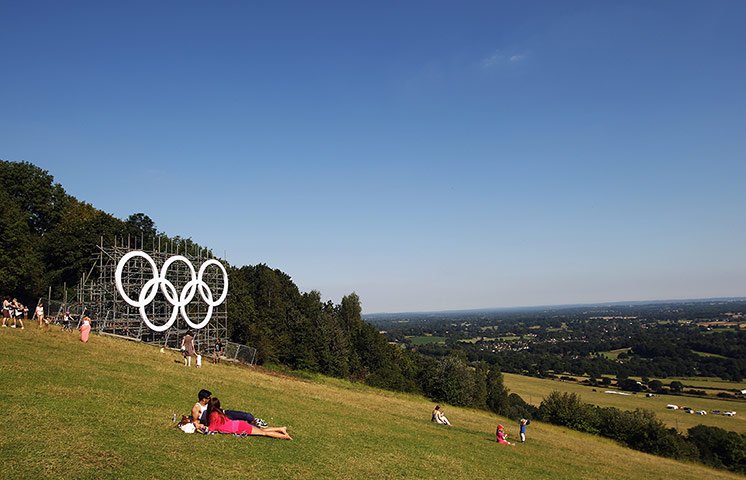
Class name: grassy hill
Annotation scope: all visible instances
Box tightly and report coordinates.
[1,327,742,480]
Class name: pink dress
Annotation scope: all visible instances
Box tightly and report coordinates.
[208,412,253,434]
[80,321,91,342]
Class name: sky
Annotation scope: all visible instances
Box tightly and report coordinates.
[2,1,745,313]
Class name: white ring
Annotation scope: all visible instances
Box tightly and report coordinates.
[114,251,228,331]
[115,251,158,308]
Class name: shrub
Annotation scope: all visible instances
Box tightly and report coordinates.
[538,391,599,434]
[687,425,746,473]
[685,389,706,396]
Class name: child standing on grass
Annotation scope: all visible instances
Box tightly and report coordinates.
[519,419,530,443]
[196,352,202,368]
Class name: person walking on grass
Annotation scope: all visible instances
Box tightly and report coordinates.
[181,330,196,367]
[80,316,91,343]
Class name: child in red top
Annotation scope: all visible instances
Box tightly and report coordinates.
[496,424,515,446]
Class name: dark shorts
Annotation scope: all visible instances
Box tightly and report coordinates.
[2,310,10,319]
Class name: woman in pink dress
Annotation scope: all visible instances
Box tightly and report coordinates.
[204,397,292,439]
[80,316,91,342]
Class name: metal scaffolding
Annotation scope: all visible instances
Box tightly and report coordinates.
[75,236,228,353]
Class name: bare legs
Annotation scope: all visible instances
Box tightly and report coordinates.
[252,426,292,440]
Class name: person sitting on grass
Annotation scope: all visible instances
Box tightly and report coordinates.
[431,405,452,426]
[496,424,515,446]
[203,397,292,439]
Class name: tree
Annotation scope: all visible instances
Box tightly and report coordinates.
[126,213,157,249]
[688,425,746,472]
[486,365,509,414]
[0,160,69,235]
[648,379,664,393]
[618,378,643,392]
[669,381,684,393]
[0,189,43,298]
[538,391,599,434]
[41,200,128,289]
[427,352,475,406]
[472,362,488,409]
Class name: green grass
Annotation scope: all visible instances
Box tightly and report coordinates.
[662,377,746,390]
[691,350,729,359]
[458,337,496,343]
[599,347,632,360]
[703,327,737,334]
[1,327,743,479]
[503,373,746,434]
[406,335,446,345]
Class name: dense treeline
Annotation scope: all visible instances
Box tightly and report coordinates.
[539,391,746,473]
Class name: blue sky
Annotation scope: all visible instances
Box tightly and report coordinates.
[2,1,745,313]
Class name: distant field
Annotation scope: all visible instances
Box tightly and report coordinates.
[599,347,631,360]
[503,372,746,434]
[4,327,743,479]
[458,337,496,343]
[692,350,729,359]
[546,323,568,332]
[659,377,746,391]
[406,335,446,345]
[704,327,738,334]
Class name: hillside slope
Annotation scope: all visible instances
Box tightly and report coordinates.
[0,327,740,479]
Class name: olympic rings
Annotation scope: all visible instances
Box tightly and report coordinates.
[115,251,228,332]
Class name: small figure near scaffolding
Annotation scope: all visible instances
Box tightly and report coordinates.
[213,338,224,364]
[62,311,74,332]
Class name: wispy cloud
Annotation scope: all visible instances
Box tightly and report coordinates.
[482,50,526,68]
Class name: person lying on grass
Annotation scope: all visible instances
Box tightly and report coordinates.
[203,397,292,439]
